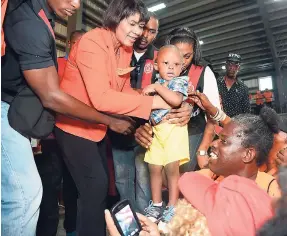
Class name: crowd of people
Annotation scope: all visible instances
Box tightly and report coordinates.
[1,0,287,236]
[253,89,274,115]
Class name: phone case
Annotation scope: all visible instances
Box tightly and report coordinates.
[111,199,142,236]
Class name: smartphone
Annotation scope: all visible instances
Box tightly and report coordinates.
[111,199,142,236]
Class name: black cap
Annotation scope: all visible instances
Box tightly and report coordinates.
[279,117,287,133]
[227,53,242,63]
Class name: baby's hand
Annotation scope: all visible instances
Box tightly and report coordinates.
[142,84,158,95]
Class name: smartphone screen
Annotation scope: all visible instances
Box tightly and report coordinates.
[114,204,141,236]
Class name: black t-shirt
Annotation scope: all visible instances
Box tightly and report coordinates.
[1,0,57,103]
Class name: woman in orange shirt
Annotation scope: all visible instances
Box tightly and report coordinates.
[55,0,171,235]
[1,0,8,56]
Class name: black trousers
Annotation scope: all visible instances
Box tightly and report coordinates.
[63,160,78,233]
[55,127,109,236]
[35,139,62,236]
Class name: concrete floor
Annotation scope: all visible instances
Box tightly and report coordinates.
[57,208,66,236]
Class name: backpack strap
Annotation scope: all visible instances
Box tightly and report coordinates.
[141,50,158,88]
[25,0,55,39]
[186,64,204,104]
[38,9,55,39]
[188,64,204,89]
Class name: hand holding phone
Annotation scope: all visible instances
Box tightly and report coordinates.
[105,209,160,236]
[110,200,142,236]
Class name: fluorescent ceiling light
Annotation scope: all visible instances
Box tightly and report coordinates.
[222,65,226,70]
[148,3,166,12]
[199,40,204,45]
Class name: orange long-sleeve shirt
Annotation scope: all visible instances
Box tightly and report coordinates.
[255,93,264,105]
[1,0,8,56]
[56,28,153,142]
[57,57,67,81]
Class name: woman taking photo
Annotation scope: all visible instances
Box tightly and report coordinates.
[55,0,170,235]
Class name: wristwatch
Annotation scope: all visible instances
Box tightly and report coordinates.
[196,150,208,156]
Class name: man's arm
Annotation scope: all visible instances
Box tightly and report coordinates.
[23,67,135,134]
[23,66,112,124]
[5,20,134,134]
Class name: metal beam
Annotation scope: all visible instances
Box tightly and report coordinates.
[257,0,286,110]
[159,0,239,28]
[160,3,258,34]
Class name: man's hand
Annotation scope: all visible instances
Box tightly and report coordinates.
[164,102,192,126]
[276,147,287,167]
[135,123,153,148]
[108,116,136,135]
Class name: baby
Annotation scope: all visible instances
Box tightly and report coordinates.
[142,45,190,226]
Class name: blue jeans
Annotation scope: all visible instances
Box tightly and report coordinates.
[1,102,43,236]
[112,145,151,214]
[180,133,204,173]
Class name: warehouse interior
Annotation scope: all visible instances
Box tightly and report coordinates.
[54,0,287,113]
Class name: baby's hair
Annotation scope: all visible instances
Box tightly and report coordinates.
[158,45,183,62]
[159,45,182,55]
[166,199,210,236]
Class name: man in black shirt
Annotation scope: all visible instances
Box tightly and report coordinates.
[109,12,159,214]
[1,0,133,235]
[217,53,251,117]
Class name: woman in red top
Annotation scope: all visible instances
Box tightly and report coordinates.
[55,0,169,235]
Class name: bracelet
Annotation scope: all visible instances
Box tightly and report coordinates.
[215,109,225,122]
[220,112,227,122]
[215,109,224,122]
[211,109,227,122]
[210,108,219,120]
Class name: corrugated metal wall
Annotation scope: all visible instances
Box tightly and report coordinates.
[55,17,68,57]
[54,0,109,57]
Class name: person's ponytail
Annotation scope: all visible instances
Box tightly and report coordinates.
[259,106,280,134]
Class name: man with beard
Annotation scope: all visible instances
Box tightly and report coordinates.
[108,12,160,213]
[217,53,251,117]
[130,12,159,88]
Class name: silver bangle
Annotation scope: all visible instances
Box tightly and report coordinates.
[210,108,219,120]
[220,112,227,122]
[212,109,226,122]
